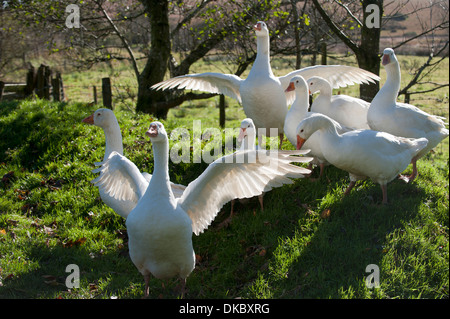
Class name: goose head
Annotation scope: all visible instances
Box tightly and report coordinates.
[296,113,328,150]
[238,118,256,143]
[82,108,116,129]
[307,76,328,95]
[254,21,269,37]
[381,48,396,66]
[145,121,168,143]
[285,75,308,95]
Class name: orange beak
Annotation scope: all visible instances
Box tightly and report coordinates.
[296,135,306,150]
[146,124,158,138]
[238,128,247,142]
[82,114,94,124]
[382,54,390,66]
[254,23,261,31]
[285,82,295,92]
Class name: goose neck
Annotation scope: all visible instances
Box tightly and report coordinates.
[147,139,172,196]
[253,35,272,75]
[103,124,123,161]
[376,61,401,105]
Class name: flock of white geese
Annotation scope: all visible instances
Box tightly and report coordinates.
[81,22,448,298]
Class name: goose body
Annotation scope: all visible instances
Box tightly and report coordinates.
[95,121,312,297]
[367,48,449,182]
[83,108,185,219]
[308,76,370,129]
[284,75,352,178]
[296,113,429,204]
[152,21,379,144]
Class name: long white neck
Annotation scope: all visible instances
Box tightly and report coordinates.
[314,116,340,146]
[285,92,309,145]
[373,61,401,106]
[239,134,256,151]
[250,34,273,77]
[145,138,172,198]
[311,86,331,113]
[103,122,124,161]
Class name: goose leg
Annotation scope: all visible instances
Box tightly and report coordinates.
[258,194,264,211]
[143,274,150,298]
[399,158,418,183]
[180,278,187,299]
[279,133,284,149]
[381,184,388,205]
[309,163,325,182]
[344,181,356,196]
[217,200,235,229]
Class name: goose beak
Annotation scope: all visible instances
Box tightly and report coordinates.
[82,114,94,125]
[254,23,261,31]
[146,124,158,138]
[382,54,390,66]
[296,135,306,150]
[238,128,247,142]
[285,82,295,92]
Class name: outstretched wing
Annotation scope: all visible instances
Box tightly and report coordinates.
[279,65,380,105]
[91,151,149,204]
[151,72,244,103]
[177,150,312,235]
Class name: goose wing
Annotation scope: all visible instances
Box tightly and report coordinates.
[151,73,244,103]
[177,150,312,235]
[279,65,380,105]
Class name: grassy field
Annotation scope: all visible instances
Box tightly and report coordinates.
[0,54,448,300]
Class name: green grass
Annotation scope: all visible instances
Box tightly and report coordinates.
[0,53,448,299]
[0,95,448,299]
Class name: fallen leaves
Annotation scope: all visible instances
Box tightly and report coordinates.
[1,171,14,186]
[320,209,331,219]
[63,237,87,248]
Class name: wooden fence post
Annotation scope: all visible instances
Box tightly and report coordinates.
[102,77,112,109]
[219,94,226,128]
[51,72,64,102]
[25,65,36,97]
[44,65,52,100]
[321,42,327,65]
[0,81,4,102]
[36,64,45,98]
[93,86,97,104]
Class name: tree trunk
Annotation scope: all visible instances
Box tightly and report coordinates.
[358,0,382,102]
[136,0,171,118]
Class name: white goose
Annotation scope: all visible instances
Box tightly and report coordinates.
[296,113,429,204]
[82,108,185,219]
[94,121,312,297]
[308,76,371,129]
[152,21,379,146]
[226,118,263,224]
[367,48,449,182]
[284,75,352,179]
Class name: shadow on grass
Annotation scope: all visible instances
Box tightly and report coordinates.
[254,172,430,298]
[0,241,139,299]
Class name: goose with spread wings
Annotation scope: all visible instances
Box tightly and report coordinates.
[152,21,379,146]
[93,121,312,297]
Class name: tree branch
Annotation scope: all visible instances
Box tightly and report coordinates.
[333,0,363,27]
[392,21,449,50]
[96,1,140,79]
[311,0,359,53]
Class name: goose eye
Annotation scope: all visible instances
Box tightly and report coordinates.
[300,129,304,133]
